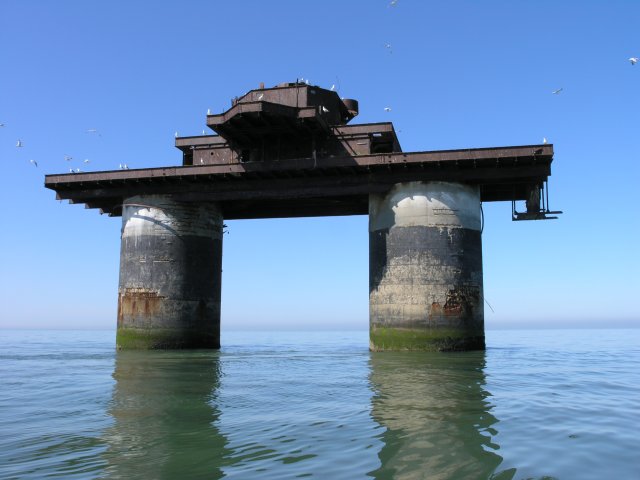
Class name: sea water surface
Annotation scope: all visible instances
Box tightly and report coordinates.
[0,328,638,479]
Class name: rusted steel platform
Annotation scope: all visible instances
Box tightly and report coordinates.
[45,81,553,220]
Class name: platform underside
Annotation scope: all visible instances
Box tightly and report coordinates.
[45,145,552,219]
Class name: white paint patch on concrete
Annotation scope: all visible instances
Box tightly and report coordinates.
[122,195,223,239]
[369,181,481,231]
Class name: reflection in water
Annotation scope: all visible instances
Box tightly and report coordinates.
[368,351,508,480]
[102,351,230,479]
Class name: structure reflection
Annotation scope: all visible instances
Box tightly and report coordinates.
[368,351,506,479]
[102,351,230,479]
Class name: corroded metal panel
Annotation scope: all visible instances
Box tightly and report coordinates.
[369,182,484,351]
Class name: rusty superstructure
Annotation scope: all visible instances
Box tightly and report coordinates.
[45,81,560,350]
[47,82,555,220]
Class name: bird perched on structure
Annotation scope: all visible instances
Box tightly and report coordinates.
[321,106,330,113]
[257,93,264,100]
[16,139,23,147]
[207,108,211,115]
[29,159,38,167]
[330,84,336,91]
[630,57,638,65]
[552,88,563,94]
[175,131,178,138]
[543,137,548,144]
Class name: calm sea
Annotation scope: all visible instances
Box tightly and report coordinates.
[0,328,638,479]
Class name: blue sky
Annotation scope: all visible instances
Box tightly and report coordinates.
[1,0,638,330]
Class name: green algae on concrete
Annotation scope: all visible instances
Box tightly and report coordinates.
[369,326,485,352]
[116,328,220,350]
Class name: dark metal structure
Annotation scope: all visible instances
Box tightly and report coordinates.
[45,81,560,351]
[46,82,556,220]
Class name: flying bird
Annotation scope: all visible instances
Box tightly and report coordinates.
[0,123,5,127]
[86,129,101,136]
[16,139,23,147]
[384,43,392,53]
[552,88,563,94]
[257,93,264,100]
[389,0,398,6]
[83,159,90,164]
[630,57,638,65]
[384,107,392,112]
[29,159,38,167]
[321,106,330,113]
[64,155,73,161]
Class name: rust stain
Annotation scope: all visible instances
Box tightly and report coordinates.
[118,288,165,318]
[429,286,481,324]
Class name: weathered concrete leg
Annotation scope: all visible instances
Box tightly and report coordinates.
[369,181,484,351]
[116,195,223,349]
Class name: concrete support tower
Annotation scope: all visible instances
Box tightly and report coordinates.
[117,195,224,349]
[369,182,484,351]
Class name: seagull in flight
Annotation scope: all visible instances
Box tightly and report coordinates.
[64,155,73,161]
[29,159,38,167]
[389,0,399,6]
[384,43,392,53]
[16,139,23,147]
[321,106,330,113]
[630,57,638,65]
[552,88,563,94]
[86,128,101,136]
[83,159,90,164]
[0,123,5,127]
[384,107,392,112]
